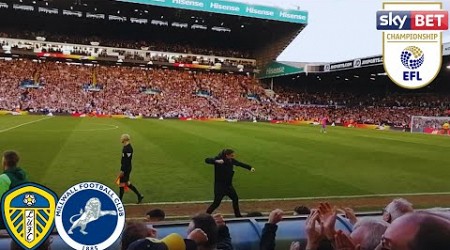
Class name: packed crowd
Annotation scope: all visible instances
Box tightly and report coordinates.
[117,198,450,250]
[1,59,449,127]
[0,31,252,59]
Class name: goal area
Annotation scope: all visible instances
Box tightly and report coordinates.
[410,116,450,135]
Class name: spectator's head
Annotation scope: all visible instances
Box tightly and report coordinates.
[2,151,19,170]
[381,211,450,250]
[121,221,152,250]
[145,209,165,222]
[350,218,388,250]
[127,234,192,250]
[246,211,263,217]
[187,213,218,250]
[383,198,413,223]
[121,134,131,145]
[218,149,235,160]
[293,205,311,215]
[11,237,52,249]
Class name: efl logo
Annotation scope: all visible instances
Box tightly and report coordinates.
[377,3,448,89]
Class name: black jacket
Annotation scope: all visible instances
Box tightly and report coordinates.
[217,225,233,250]
[205,156,251,186]
[121,144,133,174]
[260,223,278,250]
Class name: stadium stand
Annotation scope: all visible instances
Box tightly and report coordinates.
[1,0,450,249]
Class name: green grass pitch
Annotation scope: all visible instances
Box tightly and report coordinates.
[1,116,449,204]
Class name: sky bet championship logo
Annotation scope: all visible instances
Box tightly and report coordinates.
[377,2,448,89]
[54,182,125,250]
[1,183,57,250]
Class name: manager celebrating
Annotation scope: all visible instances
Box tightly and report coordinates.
[205,149,255,217]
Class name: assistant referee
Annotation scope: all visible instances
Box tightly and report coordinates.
[119,134,144,204]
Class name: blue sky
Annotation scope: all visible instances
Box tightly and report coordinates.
[239,0,450,63]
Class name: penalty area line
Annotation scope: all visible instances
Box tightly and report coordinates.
[125,191,450,206]
[0,116,52,133]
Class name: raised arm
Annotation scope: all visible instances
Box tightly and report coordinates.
[205,157,218,165]
[232,159,252,170]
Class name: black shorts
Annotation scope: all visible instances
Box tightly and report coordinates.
[120,173,130,183]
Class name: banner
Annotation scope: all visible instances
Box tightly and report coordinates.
[444,42,450,56]
[324,55,383,72]
[259,61,304,79]
[118,0,308,24]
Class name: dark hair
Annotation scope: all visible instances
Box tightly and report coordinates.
[3,151,19,168]
[11,237,52,250]
[409,215,450,250]
[294,206,311,215]
[218,149,234,158]
[246,211,263,217]
[121,221,149,250]
[191,213,218,249]
[146,209,165,221]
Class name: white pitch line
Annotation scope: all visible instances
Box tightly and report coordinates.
[125,191,450,206]
[0,116,52,133]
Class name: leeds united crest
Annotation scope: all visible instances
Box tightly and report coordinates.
[1,183,57,250]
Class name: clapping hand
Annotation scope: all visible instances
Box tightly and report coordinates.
[305,209,324,250]
[343,207,358,225]
[213,213,226,227]
[318,202,338,240]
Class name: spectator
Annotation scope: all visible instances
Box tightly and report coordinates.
[260,209,283,250]
[187,213,233,250]
[127,234,198,250]
[10,237,52,250]
[293,205,311,215]
[121,221,157,250]
[350,218,389,250]
[145,209,166,222]
[381,211,450,250]
[383,198,414,223]
[246,211,263,217]
[0,151,28,197]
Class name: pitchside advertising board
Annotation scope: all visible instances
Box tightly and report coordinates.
[376,2,448,89]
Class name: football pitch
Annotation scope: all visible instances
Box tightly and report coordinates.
[1,115,450,205]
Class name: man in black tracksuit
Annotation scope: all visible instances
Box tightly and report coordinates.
[119,134,144,203]
[205,149,255,217]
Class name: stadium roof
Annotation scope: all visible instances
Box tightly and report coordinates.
[117,0,308,24]
[263,48,450,93]
[259,42,450,80]
[0,0,308,68]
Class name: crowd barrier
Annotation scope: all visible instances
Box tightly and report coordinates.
[0,215,353,249]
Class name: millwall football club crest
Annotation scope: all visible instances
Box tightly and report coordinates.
[55,182,125,250]
[1,183,57,250]
[377,2,448,89]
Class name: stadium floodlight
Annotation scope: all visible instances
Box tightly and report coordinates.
[447,65,450,69]
[354,75,359,78]
[377,72,387,76]
[371,74,376,77]
[370,77,376,80]
[345,78,349,81]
